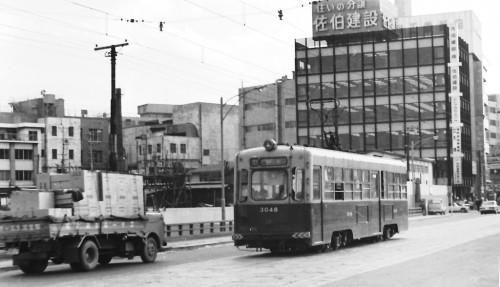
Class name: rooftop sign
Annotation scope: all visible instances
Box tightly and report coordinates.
[312,0,398,40]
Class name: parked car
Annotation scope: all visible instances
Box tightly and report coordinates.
[451,203,469,213]
[479,201,500,214]
[428,198,446,215]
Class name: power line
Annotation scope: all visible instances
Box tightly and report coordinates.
[183,0,292,47]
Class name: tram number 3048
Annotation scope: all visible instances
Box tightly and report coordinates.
[259,207,278,213]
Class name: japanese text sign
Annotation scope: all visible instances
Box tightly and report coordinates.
[312,0,398,39]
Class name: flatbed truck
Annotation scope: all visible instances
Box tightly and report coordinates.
[0,213,166,273]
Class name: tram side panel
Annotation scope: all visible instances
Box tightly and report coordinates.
[381,200,409,233]
[320,201,381,242]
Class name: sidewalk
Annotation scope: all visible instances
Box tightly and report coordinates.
[0,214,444,272]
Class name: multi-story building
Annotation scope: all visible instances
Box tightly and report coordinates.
[399,10,488,199]
[487,94,500,189]
[136,102,239,165]
[38,117,82,173]
[123,123,201,173]
[9,93,65,118]
[80,117,110,171]
[240,76,297,149]
[0,122,44,195]
[295,0,475,200]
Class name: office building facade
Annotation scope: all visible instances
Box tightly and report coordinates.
[295,24,473,198]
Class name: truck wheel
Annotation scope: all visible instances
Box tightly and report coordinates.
[141,237,158,263]
[18,259,49,274]
[98,255,112,265]
[78,240,99,271]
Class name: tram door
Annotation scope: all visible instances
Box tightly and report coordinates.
[370,171,382,234]
[312,166,324,242]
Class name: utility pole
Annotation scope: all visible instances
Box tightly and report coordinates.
[94,43,128,172]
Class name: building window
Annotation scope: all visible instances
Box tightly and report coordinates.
[92,150,103,164]
[52,126,57,136]
[29,131,37,141]
[203,149,210,156]
[148,145,152,154]
[0,149,9,159]
[181,144,186,154]
[69,149,74,160]
[41,149,45,158]
[170,143,177,153]
[69,127,74,137]
[156,144,161,153]
[52,149,57,159]
[15,149,33,160]
[89,129,103,142]
[15,170,33,181]
[138,145,143,155]
[0,170,9,180]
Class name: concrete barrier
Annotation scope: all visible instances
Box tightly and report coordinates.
[160,207,234,224]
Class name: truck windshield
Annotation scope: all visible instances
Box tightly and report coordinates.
[251,170,287,201]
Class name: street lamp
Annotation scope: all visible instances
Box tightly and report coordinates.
[220,85,266,221]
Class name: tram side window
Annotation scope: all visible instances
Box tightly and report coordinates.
[324,166,335,200]
[370,171,379,198]
[292,168,304,201]
[393,173,401,199]
[361,170,370,199]
[353,169,362,200]
[343,168,353,200]
[400,173,408,199]
[239,169,249,202]
[386,172,395,199]
[334,167,344,200]
[313,166,321,201]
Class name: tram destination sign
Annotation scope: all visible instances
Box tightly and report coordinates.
[312,0,398,40]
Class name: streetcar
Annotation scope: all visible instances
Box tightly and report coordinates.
[232,139,408,252]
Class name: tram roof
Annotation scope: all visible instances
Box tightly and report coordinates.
[238,145,407,167]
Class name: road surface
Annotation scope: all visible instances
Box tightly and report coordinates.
[1,213,498,287]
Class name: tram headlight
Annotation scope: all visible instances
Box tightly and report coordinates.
[263,139,277,151]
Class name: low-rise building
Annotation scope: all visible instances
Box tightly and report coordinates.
[38,117,82,173]
[0,122,45,205]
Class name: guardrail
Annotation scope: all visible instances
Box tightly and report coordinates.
[409,207,423,216]
[165,220,233,238]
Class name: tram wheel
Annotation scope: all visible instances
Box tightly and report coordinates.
[331,234,340,250]
[340,232,348,247]
[383,227,391,241]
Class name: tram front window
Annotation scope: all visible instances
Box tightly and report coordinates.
[251,170,287,201]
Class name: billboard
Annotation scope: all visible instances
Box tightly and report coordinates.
[448,23,464,185]
[312,0,398,40]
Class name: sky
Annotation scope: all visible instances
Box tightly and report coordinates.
[0,0,499,117]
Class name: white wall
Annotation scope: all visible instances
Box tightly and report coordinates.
[160,207,234,224]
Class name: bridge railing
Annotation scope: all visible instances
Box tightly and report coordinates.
[165,220,233,238]
[408,207,423,216]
